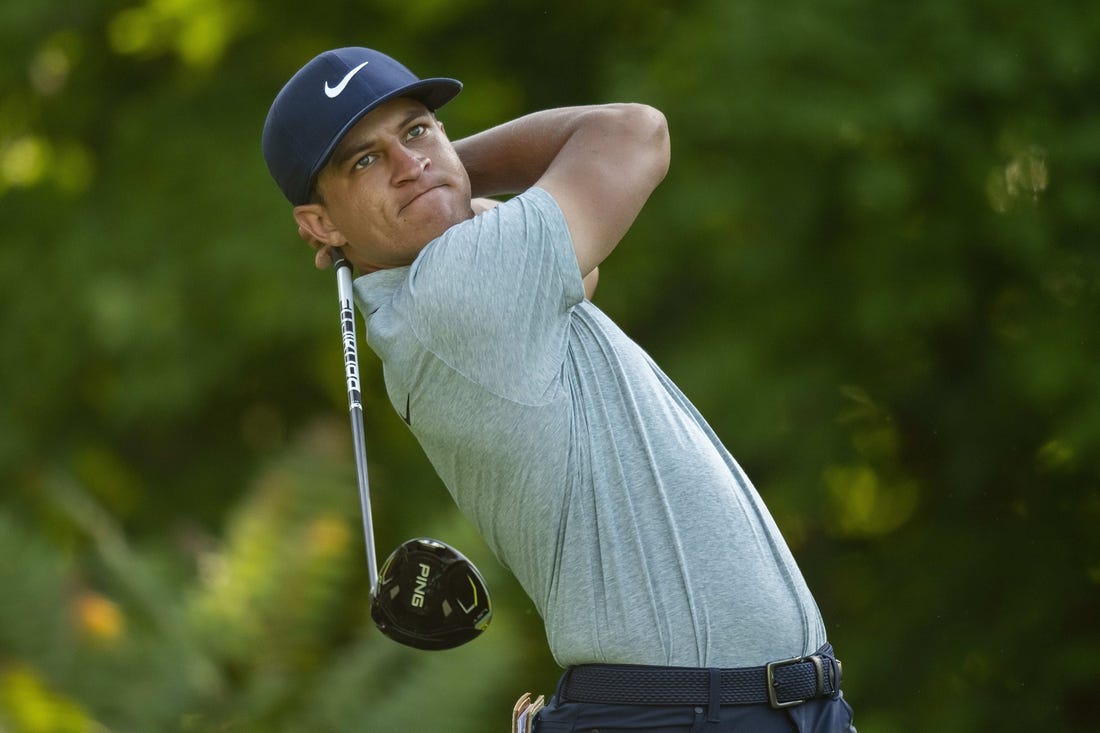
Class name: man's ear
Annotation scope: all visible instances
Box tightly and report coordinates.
[293,203,345,246]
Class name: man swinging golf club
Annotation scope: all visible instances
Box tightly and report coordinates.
[262,46,856,731]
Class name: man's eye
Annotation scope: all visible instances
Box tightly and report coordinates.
[353,154,376,170]
[407,124,427,140]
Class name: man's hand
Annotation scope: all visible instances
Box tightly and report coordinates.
[300,224,336,270]
[471,197,501,215]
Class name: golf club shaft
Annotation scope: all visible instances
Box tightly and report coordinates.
[333,250,379,589]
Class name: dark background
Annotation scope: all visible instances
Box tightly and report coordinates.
[1,0,1097,730]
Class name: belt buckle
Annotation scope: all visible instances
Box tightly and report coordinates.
[765,655,824,709]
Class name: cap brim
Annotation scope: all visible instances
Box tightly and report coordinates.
[305,77,462,200]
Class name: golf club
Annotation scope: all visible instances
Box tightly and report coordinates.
[332,249,492,650]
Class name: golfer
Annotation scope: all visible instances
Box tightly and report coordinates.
[263,47,855,732]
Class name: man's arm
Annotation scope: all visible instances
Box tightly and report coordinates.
[452,104,670,277]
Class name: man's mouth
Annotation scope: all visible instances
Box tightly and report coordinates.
[400,185,444,213]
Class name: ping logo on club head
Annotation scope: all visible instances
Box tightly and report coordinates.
[410,562,432,608]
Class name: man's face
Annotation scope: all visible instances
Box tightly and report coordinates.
[296,98,473,272]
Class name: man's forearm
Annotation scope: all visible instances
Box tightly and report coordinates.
[455,103,669,278]
[454,105,637,198]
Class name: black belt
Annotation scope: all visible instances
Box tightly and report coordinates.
[561,646,843,710]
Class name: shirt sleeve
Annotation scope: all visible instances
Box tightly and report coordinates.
[397,187,587,402]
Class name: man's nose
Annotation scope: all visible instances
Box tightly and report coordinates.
[392,145,429,182]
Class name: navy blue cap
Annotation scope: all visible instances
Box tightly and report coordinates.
[262,47,462,205]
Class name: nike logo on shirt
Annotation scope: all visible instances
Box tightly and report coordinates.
[324,61,369,98]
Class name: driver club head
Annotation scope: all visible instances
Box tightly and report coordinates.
[370,537,492,650]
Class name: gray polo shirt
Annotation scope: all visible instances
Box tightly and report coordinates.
[355,187,826,668]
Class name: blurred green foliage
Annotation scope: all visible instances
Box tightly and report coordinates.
[1,0,1097,730]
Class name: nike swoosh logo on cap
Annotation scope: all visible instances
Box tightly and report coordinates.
[324,61,370,99]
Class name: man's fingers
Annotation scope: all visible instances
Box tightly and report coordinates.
[314,245,333,270]
[299,228,334,270]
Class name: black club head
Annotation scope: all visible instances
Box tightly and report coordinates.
[370,537,492,650]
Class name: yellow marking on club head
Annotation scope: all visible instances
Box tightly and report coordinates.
[457,574,486,615]
[378,555,394,582]
[467,575,478,605]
